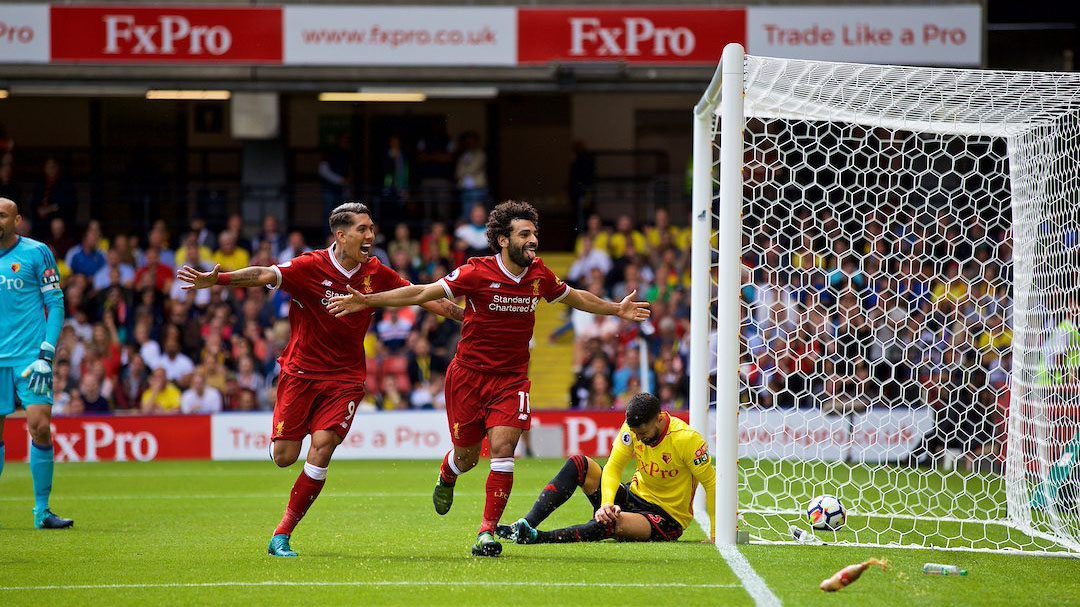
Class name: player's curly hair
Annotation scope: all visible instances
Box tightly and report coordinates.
[486,200,539,253]
[329,202,371,234]
[626,393,662,427]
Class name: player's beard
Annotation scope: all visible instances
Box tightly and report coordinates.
[509,241,535,268]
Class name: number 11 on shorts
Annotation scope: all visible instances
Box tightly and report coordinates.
[518,391,531,421]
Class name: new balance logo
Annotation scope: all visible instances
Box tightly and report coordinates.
[321,280,333,287]
[489,282,502,289]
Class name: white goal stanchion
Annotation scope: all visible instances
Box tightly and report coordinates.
[690,42,1080,555]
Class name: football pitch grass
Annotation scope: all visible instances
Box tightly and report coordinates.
[1,458,1079,606]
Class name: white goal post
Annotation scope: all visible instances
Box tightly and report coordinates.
[690,42,1080,555]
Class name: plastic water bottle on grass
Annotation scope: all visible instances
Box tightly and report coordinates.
[789,525,820,544]
[923,563,967,575]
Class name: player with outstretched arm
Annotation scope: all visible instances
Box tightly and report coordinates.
[0,198,72,529]
[498,392,716,544]
[177,202,462,557]
[326,200,651,556]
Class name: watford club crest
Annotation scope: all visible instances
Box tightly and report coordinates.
[662,453,672,464]
[532,279,540,296]
[362,275,373,294]
[10,262,20,273]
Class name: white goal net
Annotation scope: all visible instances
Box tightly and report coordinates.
[689,44,1080,555]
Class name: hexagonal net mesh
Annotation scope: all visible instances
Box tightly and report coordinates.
[704,54,1080,554]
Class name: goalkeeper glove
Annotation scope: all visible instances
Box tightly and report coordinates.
[21,342,55,397]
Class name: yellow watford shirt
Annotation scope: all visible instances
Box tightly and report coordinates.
[601,414,716,535]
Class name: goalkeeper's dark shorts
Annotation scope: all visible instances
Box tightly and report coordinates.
[613,483,684,541]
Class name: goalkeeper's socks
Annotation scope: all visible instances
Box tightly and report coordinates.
[439,450,462,485]
[274,463,327,536]
[525,455,590,527]
[30,442,54,512]
[536,519,615,544]
[479,458,514,533]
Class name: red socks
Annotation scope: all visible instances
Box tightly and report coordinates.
[481,457,515,534]
[440,450,460,485]
[274,463,327,536]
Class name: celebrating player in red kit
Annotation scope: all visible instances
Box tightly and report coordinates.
[177,203,462,557]
[327,200,650,556]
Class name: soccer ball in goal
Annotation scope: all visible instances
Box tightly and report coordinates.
[688,43,1080,556]
[807,495,846,532]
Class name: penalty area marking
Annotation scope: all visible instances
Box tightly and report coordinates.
[696,510,782,607]
[0,580,742,591]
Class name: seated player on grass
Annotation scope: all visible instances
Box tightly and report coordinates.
[497,392,715,544]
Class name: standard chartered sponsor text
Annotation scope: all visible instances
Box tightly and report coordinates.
[489,294,538,313]
[300,25,498,47]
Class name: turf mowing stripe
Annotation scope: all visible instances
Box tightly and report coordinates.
[695,509,782,607]
[0,581,743,591]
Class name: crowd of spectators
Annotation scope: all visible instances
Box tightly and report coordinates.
[7,122,1021,474]
[559,208,693,411]
[738,127,1016,467]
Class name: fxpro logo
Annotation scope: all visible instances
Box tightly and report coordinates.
[103,14,234,55]
[0,275,25,290]
[569,17,695,57]
[636,460,680,479]
[44,421,160,462]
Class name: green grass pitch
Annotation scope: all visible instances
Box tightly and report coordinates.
[1,458,1079,606]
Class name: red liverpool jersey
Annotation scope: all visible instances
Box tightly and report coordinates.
[270,244,409,382]
[439,254,569,374]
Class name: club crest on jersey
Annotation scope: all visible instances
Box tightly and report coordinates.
[662,453,672,464]
[275,421,285,437]
[10,262,20,273]
[532,279,541,296]
[362,275,372,294]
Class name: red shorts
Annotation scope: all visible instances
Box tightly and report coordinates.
[272,372,366,442]
[444,360,531,446]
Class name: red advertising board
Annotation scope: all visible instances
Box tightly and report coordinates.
[532,409,690,456]
[3,415,211,462]
[50,5,282,63]
[517,7,745,64]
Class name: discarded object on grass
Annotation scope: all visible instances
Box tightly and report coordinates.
[819,558,888,592]
[923,563,967,576]
[789,525,820,544]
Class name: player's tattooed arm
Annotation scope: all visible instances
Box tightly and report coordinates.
[421,298,465,322]
[563,287,651,322]
[176,264,277,289]
[220,266,278,287]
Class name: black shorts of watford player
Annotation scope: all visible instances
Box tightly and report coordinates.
[497,393,716,544]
